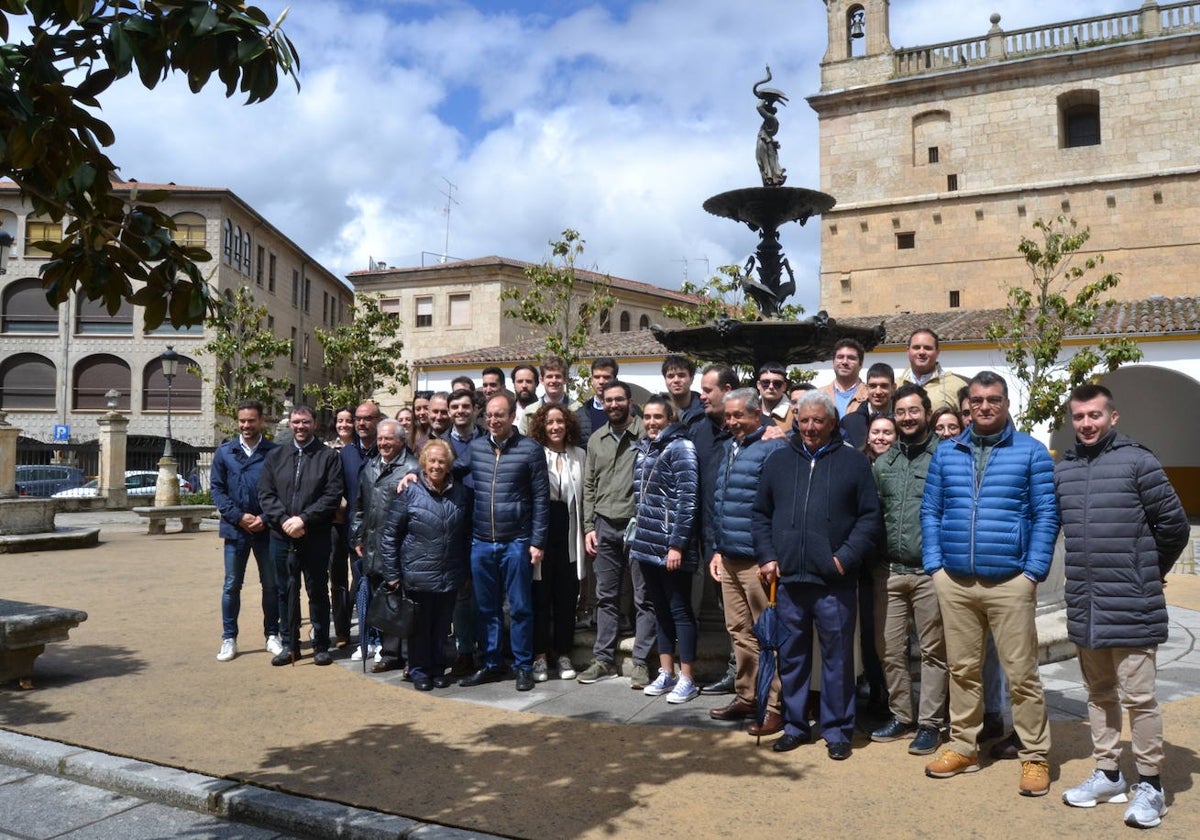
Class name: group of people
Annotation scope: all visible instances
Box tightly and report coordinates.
[210,331,1187,830]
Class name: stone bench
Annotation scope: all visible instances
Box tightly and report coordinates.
[131,505,216,535]
[0,599,88,688]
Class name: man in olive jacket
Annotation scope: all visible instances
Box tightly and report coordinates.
[870,383,947,755]
[1055,384,1189,829]
[258,405,344,667]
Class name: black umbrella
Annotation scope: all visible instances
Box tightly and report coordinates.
[752,578,789,745]
[355,557,371,673]
[285,540,300,666]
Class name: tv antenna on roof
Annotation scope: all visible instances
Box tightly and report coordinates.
[440,177,459,264]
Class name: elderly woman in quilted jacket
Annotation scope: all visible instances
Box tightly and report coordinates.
[629,395,702,704]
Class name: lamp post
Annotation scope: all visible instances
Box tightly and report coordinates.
[0,227,13,274]
[154,346,180,507]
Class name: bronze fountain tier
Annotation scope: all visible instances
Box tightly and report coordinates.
[653,67,883,372]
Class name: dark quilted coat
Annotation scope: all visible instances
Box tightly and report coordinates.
[712,428,786,558]
[1054,432,1190,648]
[629,423,700,570]
[466,430,549,547]
[921,423,1059,582]
[377,476,473,594]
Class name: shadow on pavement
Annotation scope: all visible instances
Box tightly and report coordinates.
[238,716,803,838]
[1,644,147,727]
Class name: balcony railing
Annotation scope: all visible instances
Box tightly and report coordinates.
[893,2,1200,79]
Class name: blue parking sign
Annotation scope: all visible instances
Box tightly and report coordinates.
[53,424,70,442]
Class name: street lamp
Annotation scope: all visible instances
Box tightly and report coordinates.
[0,227,13,274]
[105,388,120,412]
[160,345,179,458]
[154,346,180,507]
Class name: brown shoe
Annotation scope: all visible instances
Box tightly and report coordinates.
[709,699,756,721]
[1019,760,1051,797]
[748,711,784,737]
[925,749,980,779]
[371,660,398,674]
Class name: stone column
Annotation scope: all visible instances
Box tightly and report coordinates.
[0,411,19,499]
[1141,1,1162,38]
[96,410,129,509]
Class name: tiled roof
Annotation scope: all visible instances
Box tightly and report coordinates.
[417,294,1200,368]
[838,295,1200,346]
[415,329,670,367]
[350,255,703,306]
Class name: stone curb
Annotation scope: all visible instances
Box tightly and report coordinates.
[0,729,501,839]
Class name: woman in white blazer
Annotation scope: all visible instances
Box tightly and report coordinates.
[527,402,586,681]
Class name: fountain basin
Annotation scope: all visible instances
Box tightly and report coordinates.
[703,186,836,230]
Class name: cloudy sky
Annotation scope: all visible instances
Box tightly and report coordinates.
[91,0,1132,312]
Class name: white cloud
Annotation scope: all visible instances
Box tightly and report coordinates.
[91,0,1135,314]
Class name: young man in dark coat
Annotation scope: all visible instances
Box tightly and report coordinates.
[258,404,345,667]
[1055,384,1189,828]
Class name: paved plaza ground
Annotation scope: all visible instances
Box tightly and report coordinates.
[2,512,1199,838]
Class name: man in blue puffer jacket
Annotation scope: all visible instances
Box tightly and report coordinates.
[458,393,550,692]
[921,371,1059,797]
[752,389,881,761]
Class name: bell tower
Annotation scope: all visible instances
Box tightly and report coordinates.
[819,0,894,91]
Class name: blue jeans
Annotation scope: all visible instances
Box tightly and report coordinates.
[472,538,533,672]
[639,562,697,664]
[221,532,278,640]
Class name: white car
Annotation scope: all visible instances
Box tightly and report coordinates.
[52,470,192,499]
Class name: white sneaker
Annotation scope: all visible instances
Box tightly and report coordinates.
[1124,782,1168,828]
[216,638,237,662]
[1062,769,1128,808]
[666,676,699,704]
[265,635,283,656]
[643,668,678,697]
[532,658,550,682]
[372,644,382,663]
[350,647,365,661]
[557,656,576,680]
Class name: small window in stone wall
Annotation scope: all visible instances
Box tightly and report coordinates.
[639,314,650,330]
[415,296,433,328]
[947,174,958,191]
[448,293,471,326]
[949,290,961,308]
[896,232,916,250]
[1058,90,1101,148]
[619,311,631,332]
[928,146,939,164]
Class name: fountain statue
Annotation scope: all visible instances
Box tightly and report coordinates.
[653,67,883,371]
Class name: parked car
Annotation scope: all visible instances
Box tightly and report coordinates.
[15,465,87,497]
[51,470,191,499]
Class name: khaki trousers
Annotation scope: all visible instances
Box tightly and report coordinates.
[720,556,781,714]
[1076,645,1164,777]
[873,569,948,727]
[933,571,1050,761]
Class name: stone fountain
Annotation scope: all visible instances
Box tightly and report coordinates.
[653,67,883,370]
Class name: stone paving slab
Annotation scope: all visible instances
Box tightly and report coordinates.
[0,772,141,839]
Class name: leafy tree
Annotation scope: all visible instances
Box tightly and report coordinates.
[662,262,804,326]
[986,215,1142,432]
[500,228,614,400]
[305,293,409,410]
[193,284,291,434]
[0,0,299,328]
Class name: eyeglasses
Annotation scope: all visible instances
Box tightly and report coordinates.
[758,378,786,389]
[893,408,924,419]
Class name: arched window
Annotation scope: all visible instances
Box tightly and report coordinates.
[222,219,233,263]
[2,278,60,333]
[639,314,650,330]
[0,353,56,410]
[144,353,202,412]
[242,230,252,274]
[232,225,243,269]
[171,212,207,248]
[24,214,62,257]
[619,311,631,332]
[73,355,131,411]
[599,307,611,334]
[75,294,133,334]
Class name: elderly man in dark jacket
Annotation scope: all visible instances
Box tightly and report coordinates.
[258,405,344,667]
[460,393,550,692]
[752,389,882,760]
[1055,384,1189,828]
[212,399,279,662]
[351,418,417,673]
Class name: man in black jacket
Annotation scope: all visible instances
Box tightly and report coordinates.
[1055,384,1189,828]
[259,405,345,667]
